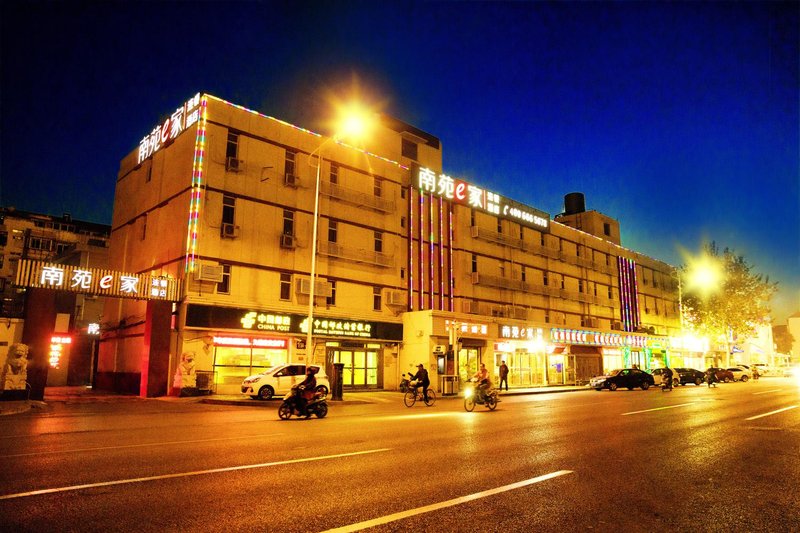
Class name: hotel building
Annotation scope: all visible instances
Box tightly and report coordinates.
[99,92,687,397]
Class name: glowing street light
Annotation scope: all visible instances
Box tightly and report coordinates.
[683,253,725,299]
[306,104,374,363]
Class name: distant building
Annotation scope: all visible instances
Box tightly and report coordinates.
[786,312,800,362]
[0,207,110,385]
[100,92,685,397]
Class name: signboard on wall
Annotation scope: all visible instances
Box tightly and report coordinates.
[185,304,403,341]
[15,260,182,302]
[416,166,550,232]
[550,328,647,348]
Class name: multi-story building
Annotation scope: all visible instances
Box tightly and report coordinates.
[0,207,110,384]
[100,92,684,397]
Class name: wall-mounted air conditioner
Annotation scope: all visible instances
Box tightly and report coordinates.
[194,264,224,283]
[280,234,296,249]
[226,157,244,172]
[220,223,239,239]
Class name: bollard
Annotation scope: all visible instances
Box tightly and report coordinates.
[332,362,344,401]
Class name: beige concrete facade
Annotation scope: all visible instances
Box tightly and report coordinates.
[102,92,684,396]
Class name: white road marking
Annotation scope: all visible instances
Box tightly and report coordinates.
[752,389,782,395]
[744,405,798,421]
[320,470,574,533]
[621,403,696,416]
[0,433,285,458]
[0,448,391,501]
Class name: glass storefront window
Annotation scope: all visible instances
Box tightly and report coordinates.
[213,345,289,394]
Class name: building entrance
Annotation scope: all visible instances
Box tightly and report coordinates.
[329,347,379,388]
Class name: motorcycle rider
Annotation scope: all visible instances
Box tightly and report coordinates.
[474,363,491,401]
[294,366,318,414]
[409,363,430,403]
[662,366,674,391]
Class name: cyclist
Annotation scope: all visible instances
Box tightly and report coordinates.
[409,363,430,403]
[662,366,674,391]
[474,363,491,400]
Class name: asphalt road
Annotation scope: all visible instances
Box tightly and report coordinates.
[1,379,798,532]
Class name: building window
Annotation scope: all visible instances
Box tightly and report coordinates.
[141,215,147,241]
[145,164,152,183]
[280,273,291,300]
[327,280,337,306]
[373,287,382,311]
[521,266,526,282]
[545,310,550,323]
[285,150,296,179]
[226,131,239,159]
[603,222,611,236]
[594,283,598,296]
[400,217,406,229]
[328,220,338,243]
[218,264,231,294]
[543,271,549,286]
[576,245,581,257]
[330,164,338,184]
[283,209,294,236]
[472,254,478,273]
[541,233,545,246]
[497,218,502,234]
[374,177,382,197]
[499,262,506,277]
[374,231,383,253]
[578,279,584,293]
[519,225,524,240]
[401,138,418,160]
[401,188,406,199]
[470,209,476,227]
[0,231,7,246]
[400,268,405,280]
[560,276,565,290]
[608,286,613,299]
[222,195,235,225]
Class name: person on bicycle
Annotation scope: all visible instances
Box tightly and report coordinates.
[410,363,430,403]
[474,363,491,400]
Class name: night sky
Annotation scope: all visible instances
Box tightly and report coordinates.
[1,1,797,322]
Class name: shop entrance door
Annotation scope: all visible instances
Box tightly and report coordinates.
[330,348,379,388]
[457,347,481,385]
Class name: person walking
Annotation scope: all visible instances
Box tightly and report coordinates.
[498,361,509,391]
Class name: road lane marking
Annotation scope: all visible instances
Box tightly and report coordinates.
[0,433,285,458]
[752,389,782,395]
[320,470,573,533]
[744,405,798,421]
[621,402,696,416]
[0,448,391,501]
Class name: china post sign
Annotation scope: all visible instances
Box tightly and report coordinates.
[15,260,182,301]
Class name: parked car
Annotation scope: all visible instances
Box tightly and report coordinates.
[706,367,734,383]
[728,367,750,382]
[241,363,330,400]
[674,368,706,386]
[752,363,774,376]
[591,368,654,391]
[650,367,680,387]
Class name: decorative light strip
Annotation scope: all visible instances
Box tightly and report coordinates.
[429,191,434,309]
[408,185,414,311]
[439,196,444,310]
[207,94,408,170]
[419,191,425,309]
[185,95,209,273]
[448,202,454,311]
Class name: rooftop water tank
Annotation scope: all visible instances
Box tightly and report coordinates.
[564,192,585,215]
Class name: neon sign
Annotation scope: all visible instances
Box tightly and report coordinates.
[240,312,292,332]
[499,325,544,341]
[213,336,288,349]
[16,260,181,301]
[550,328,646,348]
[138,93,202,164]
[300,318,373,338]
[49,336,71,368]
[417,166,550,231]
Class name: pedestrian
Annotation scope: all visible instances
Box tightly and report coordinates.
[499,360,509,391]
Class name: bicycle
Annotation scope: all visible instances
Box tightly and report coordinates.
[403,385,436,407]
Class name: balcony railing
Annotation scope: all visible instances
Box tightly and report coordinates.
[319,182,396,213]
[317,241,394,268]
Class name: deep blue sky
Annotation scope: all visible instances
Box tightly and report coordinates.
[1,1,798,322]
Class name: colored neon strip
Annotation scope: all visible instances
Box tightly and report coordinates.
[429,192,434,309]
[631,258,641,330]
[419,191,424,309]
[185,96,209,273]
[448,202,454,312]
[409,187,414,311]
[439,196,444,310]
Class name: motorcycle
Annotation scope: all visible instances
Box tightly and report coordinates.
[463,378,499,412]
[399,373,411,393]
[278,386,328,419]
[661,372,674,392]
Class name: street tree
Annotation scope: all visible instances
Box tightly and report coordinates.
[681,242,777,364]
[772,325,794,355]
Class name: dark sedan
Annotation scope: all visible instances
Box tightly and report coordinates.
[707,367,735,383]
[590,368,655,391]
[674,367,706,386]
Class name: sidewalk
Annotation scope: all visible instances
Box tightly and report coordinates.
[1,384,590,415]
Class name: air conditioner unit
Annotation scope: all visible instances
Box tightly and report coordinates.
[220,223,239,239]
[471,226,480,238]
[461,300,476,314]
[280,234,296,249]
[295,278,333,297]
[226,157,244,172]
[284,173,299,187]
[471,272,480,284]
[386,290,408,306]
[194,264,224,283]
[585,317,598,328]
[612,321,622,331]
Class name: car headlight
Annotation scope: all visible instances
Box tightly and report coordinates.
[244,377,261,384]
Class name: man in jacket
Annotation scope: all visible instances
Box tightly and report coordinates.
[410,363,430,403]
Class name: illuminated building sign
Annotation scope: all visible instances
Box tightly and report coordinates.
[550,328,646,348]
[417,166,550,231]
[240,312,292,332]
[49,336,71,368]
[499,325,545,341]
[87,323,100,335]
[138,93,202,164]
[16,260,181,301]
[185,304,403,340]
[212,336,288,349]
[445,320,490,337]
